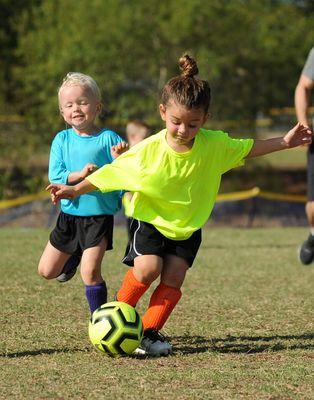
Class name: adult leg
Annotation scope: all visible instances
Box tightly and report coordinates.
[299,143,314,265]
[305,201,314,227]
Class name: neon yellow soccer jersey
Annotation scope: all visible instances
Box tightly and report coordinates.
[87,128,253,240]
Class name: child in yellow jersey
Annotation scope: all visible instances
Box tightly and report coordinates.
[47,54,312,357]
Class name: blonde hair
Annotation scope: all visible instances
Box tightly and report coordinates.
[58,72,101,103]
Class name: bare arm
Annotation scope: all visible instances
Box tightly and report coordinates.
[247,123,312,158]
[46,179,97,205]
[67,164,98,184]
[295,74,314,127]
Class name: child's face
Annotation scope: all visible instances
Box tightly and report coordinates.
[126,125,148,147]
[59,85,101,133]
[159,100,208,147]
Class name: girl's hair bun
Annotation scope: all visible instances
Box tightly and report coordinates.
[179,54,199,78]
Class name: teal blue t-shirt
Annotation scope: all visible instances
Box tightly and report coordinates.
[49,128,123,216]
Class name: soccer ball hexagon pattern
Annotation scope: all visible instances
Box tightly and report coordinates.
[88,301,143,357]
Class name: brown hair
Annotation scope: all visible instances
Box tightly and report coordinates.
[161,54,211,114]
[126,119,150,132]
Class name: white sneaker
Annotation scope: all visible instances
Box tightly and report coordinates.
[133,329,172,357]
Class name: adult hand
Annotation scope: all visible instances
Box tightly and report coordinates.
[283,123,312,148]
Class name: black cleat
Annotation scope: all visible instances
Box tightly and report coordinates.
[298,235,314,265]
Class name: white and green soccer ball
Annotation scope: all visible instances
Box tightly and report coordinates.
[89,301,143,357]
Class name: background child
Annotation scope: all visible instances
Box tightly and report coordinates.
[47,55,312,356]
[124,119,151,240]
[38,72,127,313]
[125,120,150,147]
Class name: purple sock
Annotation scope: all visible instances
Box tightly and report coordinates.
[85,281,107,313]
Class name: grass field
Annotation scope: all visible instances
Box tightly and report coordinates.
[0,226,313,399]
[254,146,307,169]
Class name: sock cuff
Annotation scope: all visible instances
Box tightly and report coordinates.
[158,282,182,296]
[126,268,150,288]
[85,281,106,289]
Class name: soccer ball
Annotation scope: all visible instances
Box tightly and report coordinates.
[88,301,143,357]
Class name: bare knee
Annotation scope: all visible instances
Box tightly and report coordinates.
[38,262,57,280]
[161,271,186,288]
[135,267,160,284]
[133,255,163,284]
[161,255,189,288]
[80,266,102,285]
[37,255,64,280]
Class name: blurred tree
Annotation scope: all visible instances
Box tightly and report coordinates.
[8,0,314,144]
[0,0,41,112]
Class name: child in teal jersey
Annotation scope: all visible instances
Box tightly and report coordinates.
[47,55,312,356]
[38,72,128,313]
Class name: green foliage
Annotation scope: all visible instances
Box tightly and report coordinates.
[0,0,41,111]
[6,0,313,145]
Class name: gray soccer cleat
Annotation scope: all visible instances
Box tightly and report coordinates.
[133,329,172,357]
[56,255,81,283]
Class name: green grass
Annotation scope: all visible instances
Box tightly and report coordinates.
[0,227,313,399]
[254,146,307,169]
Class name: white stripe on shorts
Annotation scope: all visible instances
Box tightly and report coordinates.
[132,220,143,256]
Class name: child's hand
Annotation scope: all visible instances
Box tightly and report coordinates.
[46,184,77,205]
[80,163,98,179]
[111,142,129,159]
[283,123,312,148]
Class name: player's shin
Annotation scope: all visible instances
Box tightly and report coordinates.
[142,283,182,331]
[116,268,150,307]
[85,281,107,313]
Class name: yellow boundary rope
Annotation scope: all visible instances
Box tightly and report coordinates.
[0,187,307,210]
[0,191,49,210]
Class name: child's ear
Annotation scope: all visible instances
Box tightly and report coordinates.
[96,102,103,113]
[202,112,211,124]
[159,104,166,121]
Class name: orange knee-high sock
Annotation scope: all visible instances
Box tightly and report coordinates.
[142,283,182,331]
[116,268,150,307]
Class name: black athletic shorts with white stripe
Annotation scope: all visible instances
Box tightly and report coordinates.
[122,219,202,268]
[50,211,114,256]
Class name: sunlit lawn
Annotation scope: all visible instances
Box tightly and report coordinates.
[0,226,313,399]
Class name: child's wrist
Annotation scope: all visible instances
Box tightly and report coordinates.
[73,185,81,197]
[280,136,291,149]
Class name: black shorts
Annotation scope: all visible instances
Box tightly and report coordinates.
[50,211,114,256]
[308,142,314,201]
[122,219,202,268]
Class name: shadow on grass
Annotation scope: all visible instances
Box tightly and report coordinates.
[172,332,314,355]
[1,346,91,358]
[201,244,296,250]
